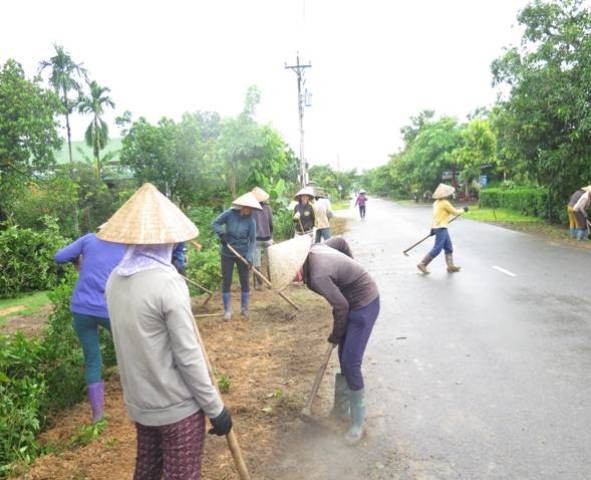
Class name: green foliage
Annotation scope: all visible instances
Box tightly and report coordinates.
[0,274,117,473]
[308,165,359,200]
[479,187,555,219]
[0,59,62,212]
[68,419,106,448]
[491,0,591,220]
[272,208,295,241]
[0,219,68,298]
[218,374,230,394]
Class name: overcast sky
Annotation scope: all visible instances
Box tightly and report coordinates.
[2,0,532,171]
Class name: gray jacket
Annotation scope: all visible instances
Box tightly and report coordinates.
[252,203,273,240]
[304,237,379,342]
[106,268,223,426]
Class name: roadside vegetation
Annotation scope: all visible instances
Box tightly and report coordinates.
[361,0,591,228]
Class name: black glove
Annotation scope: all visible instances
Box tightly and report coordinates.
[327,331,341,345]
[246,260,254,270]
[429,228,435,236]
[208,407,232,436]
[463,207,469,213]
[218,233,227,246]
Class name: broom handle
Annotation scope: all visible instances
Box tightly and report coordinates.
[402,214,462,255]
[191,319,251,480]
[225,244,300,311]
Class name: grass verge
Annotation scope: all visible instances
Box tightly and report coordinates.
[463,206,544,224]
[0,292,51,323]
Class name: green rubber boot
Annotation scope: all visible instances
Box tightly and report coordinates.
[344,389,366,446]
[330,373,350,421]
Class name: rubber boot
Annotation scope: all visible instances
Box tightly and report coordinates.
[88,381,105,423]
[344,389,365,446]
[222,292,232,321]
[240,291,249,318]
[569,228,576,238]
[417,254,433,274]
[578,228,587,240]
[330,373,350,421]
[445,253,461,273]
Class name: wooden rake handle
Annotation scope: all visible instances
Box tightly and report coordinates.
[301,343,335,417]
[402,214,462,256]
[225,243,300,311]
[191,318,251,480]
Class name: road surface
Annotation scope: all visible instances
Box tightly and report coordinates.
[269,198,591,480]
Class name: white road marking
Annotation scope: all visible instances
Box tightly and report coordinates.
[492,265,517,277]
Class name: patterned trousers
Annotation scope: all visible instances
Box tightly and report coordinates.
[134,411,205,480]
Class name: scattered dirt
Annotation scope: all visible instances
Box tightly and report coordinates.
[15,286,338,480]
[0,304,52,338]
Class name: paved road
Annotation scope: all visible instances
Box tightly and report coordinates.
[270,199,591,480]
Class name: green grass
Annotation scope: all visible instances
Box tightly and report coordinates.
[0,291,51,323]
[463,206,543,223]
[332,200,352,210]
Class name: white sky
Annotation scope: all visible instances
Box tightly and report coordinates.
[1,0,531,171]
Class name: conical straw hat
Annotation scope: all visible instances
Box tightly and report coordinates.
[432,183,455,200]
[583,185,591,192]
[97,183,198,244]
[295,186,315,199]
[251,186,270,202]
[268,235,312,290]
[232,192,263,210]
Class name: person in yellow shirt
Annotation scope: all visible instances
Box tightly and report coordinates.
[417,184,468,274]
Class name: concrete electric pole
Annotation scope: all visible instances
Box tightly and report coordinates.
[285,53,312,187]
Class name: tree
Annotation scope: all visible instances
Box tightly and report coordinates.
[491,0,591,218]
[0,59,62,219]
[78,81,115,178]
[39,44,87,166]
[452,119,497,195]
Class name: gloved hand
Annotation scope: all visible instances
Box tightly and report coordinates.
[294,211,301,220]
[246,260,253,270]
[218,233,227,245]
[463,207,469,213]
[327,332,341,345]
[429,228,435,236]
[208,407,232,436]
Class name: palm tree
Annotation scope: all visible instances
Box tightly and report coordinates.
[78,81,115,178]
[39,44,87,166]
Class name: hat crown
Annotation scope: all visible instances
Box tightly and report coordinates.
[295,186,315,198]
[432,183,455,199]
[97,183,198,244]
[232,192,263,210]
[251,186,270,202]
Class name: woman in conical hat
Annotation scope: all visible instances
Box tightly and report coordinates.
[250,187,274,290]
[572,185,591,240]
[417,183,468,274]
[212,191,262,320]
[293,186,316,236]
[268,235,380,446]
[100,183,232,479]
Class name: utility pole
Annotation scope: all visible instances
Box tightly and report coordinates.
[285,53,312,187]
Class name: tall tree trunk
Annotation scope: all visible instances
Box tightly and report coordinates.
[62,88,79,234]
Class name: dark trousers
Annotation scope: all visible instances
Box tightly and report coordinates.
[221,255,250,293]
[359,205,366,218]
[338,296,380,391]
[315,228,331,243]
[429,228,453,258]
[134,411,205,480]
[72,313,111,385]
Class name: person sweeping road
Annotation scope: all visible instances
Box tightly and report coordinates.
[212,192,261,320]
[100,183,232,480]
[572,186,591,241]
[355,190,368,219]
[314,190,333,243]
[293,186,316,236]
[268,235,380,445]
[417,183,468,274]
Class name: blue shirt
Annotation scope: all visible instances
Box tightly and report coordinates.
[54,233,125,318]
[212,209,256,262]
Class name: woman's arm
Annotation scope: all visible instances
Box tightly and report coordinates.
[212,209,231,236]
[54,234,88,264]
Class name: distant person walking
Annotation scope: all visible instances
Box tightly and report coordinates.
[293,187,316,236]
[314,191,333,243]
[573,186,591,240]
[355,190,368,219]
[251,186,274,289]
[417,183,468,274]
[101,183,232,480]
[54,231,125,423]
[212,192,261,320]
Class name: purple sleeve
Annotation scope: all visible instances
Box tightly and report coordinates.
[54,234,88,264]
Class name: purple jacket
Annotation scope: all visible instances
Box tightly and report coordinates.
[55,233,125,318]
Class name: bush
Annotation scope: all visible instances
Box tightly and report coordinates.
[479,187,557,220]
[273,208,295,241]
[0,274,118,474]
[0,218,68,298]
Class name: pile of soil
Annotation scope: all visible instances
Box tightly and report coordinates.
[17,285,336,480]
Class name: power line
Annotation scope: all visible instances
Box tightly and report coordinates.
[285,53,311,187]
